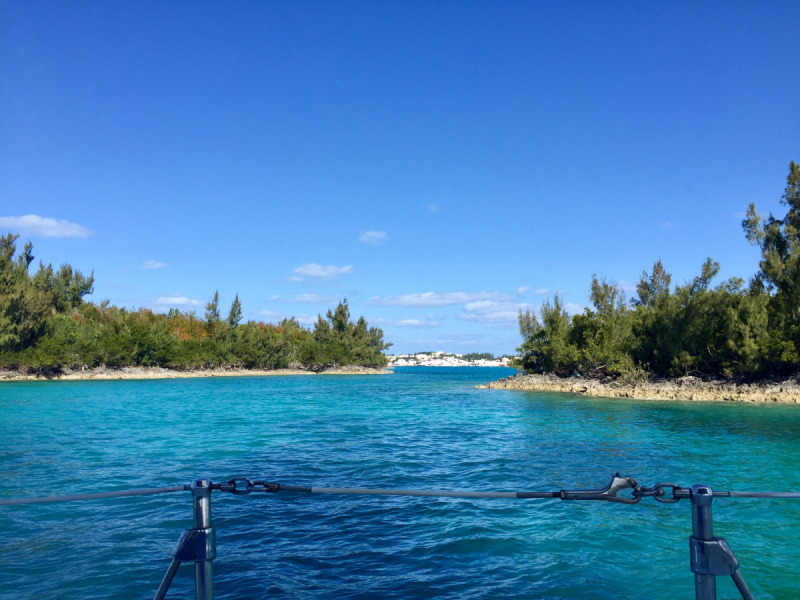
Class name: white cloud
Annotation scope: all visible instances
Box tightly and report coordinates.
[663,221,675,229]
[142,260,168,270]
[367,291,515,308]
[369,317,393,326]
[396,319,441,328]
[534,288,550,296]
[359,230,388,246]
[517,286,531,294]
[260,310,316,326]
[286,293,339,304]
[155,296,203,307]
[457,301,531,326]
[427,204,439,212]
[565,303,584,315]
[268,295,280,301]
[0,214,93,238]
[291,263,354,280]
[619,280,637,293]
[286,276,304,282]
[434,333,486,347]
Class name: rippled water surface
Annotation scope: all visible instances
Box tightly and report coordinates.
[1,367,800,599]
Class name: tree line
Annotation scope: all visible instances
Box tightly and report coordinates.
[0,239,391,373]
[517,161,800,381]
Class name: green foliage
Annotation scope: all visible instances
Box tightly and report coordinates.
[0,243,390,373]
[515,162,797,379]
[227,293,242,327]
[205,291,220,329]
[460,352,495,361]
[304,299,391,368]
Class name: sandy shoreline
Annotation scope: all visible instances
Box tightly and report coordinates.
[477,372,800,404]
[0,365,392,382]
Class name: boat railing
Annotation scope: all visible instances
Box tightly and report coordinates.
[2,472,799,600]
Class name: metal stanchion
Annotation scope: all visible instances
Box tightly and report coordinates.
[153,479,215,600]
[689,484,754,600]
[690,484,717,600]
[191,479,215,600]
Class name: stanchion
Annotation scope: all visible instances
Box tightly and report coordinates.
[689,484,754,600]
[153,479,216,600]
[192,479,215,600]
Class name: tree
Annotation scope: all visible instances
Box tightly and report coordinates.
[0,235,92,352]
[517,294,574,373]
[517,308,541,345]
[634,260,671,308]
[227,293,242,327]
[205,291,220,328]
[743,161,800,366]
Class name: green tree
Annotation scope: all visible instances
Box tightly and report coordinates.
[205,291,220,329]
[742,161,800,367]
[227,293,242,327]
[633,259,671,308]
[517,294,574,373]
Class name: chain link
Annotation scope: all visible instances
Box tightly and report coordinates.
[213,478,280,494]
[632,482,684,503]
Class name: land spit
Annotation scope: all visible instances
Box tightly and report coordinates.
[477,372,800,403]
[0,365,391,382]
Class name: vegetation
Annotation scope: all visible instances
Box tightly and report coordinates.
[460,352,496,361]
[517,161,800,380]
[0,238,391,373]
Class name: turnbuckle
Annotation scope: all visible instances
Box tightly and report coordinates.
[215,477,280,494]
[632,482,685,503]
[560,473,641,504]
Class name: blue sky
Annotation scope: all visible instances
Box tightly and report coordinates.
[1,1,798,355]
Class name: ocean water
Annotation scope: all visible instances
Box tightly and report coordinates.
[1,367,799,599]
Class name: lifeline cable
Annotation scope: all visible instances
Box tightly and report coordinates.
[2,475,800,507]
[0,485,189,506]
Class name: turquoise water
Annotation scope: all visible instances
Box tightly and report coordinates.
[1,367,799,599]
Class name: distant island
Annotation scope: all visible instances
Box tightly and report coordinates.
[0,236,391,380]
[388,351,512,367]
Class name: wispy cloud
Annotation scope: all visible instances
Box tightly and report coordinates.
[457,300,532,326]
[663,221,675,229]
[433,332,486,347]
[619,280,637,293]
[291,263,354,281]
[286,293,339,304]
[396,319,441,328]
[427,204,439,212]
[142,260,168,270]
[367,291,516,308]
[155,296,203,307]
[359,230,388,246]
[0,214,93,238]
[369,317,393,326]
[260,310,316,326]
[534,288,550,296]
[565,303,584,315]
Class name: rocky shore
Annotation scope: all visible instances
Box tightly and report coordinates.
[0,365,391,382]
[476,372,800,403]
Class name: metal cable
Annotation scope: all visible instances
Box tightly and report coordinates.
[0,485,189,506]
[310,487,521,499]
[3,477,800,507]
[724,491,800,498]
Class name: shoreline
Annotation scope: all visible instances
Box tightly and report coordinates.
[477,373,800,404]
[0,365,392,382]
